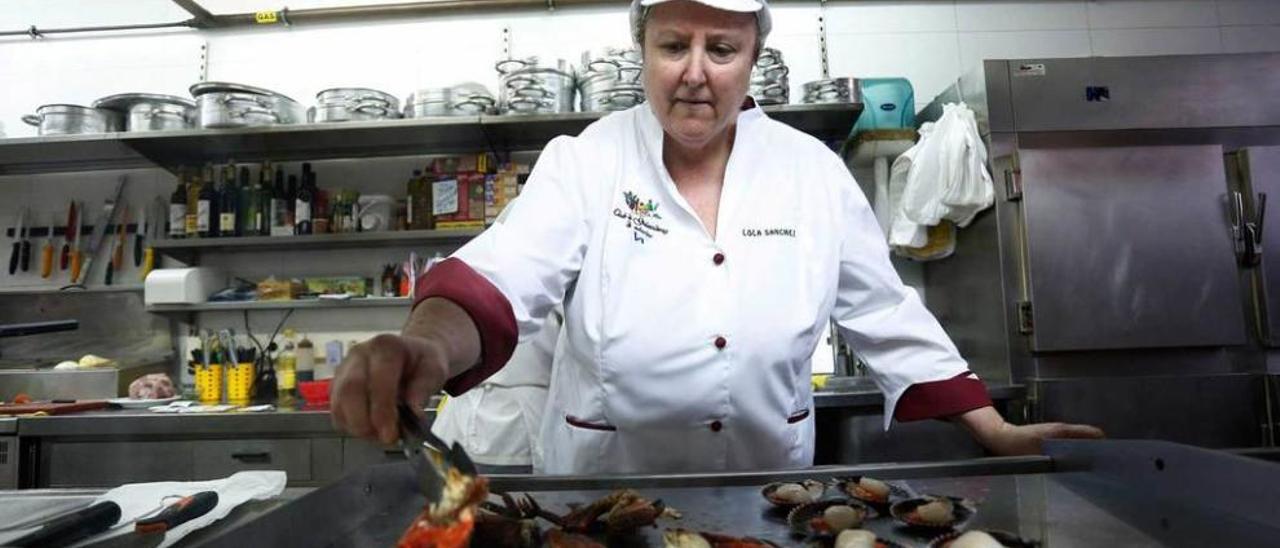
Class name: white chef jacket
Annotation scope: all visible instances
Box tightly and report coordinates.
[431,313,559,467]
[417,99,985,475]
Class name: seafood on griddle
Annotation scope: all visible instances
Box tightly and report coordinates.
[397,468,489,548]
[539,489,682,536]
[396,402,488,548]
[663,528,780,547]
[473,492,545,548]
[544,529,606,548]
[760,480,825,507]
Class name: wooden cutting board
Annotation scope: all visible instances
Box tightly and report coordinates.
[0,400,108,415]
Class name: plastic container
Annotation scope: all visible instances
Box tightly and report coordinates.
[195,363,222,403]
[227,362,254,404]
[853,77,915,132]
[298,379,332,409]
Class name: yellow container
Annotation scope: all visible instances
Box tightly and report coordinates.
[195,363,223,403]
[227,362,254,404]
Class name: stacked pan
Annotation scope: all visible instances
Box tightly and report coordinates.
[578,47,645,113]
[801,78,859,105]
[312,88,401,122]
[751,48,790,105]
[190,82,306,129]
[404,83,496,117]
[497,57,577,115]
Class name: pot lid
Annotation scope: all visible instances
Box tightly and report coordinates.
[93,93,196,112]
[315,87,398,100]
[189,81,297,102]
[35,103,98,112]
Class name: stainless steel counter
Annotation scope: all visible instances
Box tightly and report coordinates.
[187,440,1280,547]
[0,417,15,434]
[15,408,343,437]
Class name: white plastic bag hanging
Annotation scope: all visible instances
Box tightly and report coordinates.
[887,102,994,251]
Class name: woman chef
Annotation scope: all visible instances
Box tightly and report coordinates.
[333,0,1103,474]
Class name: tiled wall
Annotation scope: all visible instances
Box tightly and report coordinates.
[2,0,1278,366]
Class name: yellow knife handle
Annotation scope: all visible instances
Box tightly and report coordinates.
[140,248,154,282]
[70,252,82,283]
[40,242,53,278]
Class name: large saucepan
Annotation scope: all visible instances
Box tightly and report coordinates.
[312,87,401,123]
[93,93,197,132]
[22,104,123,136]
[190,81,306,129]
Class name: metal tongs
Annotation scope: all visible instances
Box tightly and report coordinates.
[397,402,477,504]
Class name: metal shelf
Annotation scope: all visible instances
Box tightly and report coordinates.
[145,296,411,313]
[152,229,482,261]
[0,103,862,175]
[0,132,150,175]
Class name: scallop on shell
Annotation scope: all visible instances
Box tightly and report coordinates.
[662,528,780,547]
[834,475,901,507]
[928,529,1039,548]
[889,495,976,530]
[786,499,872,538]
[835,529,907,548]
[761,479,826,507]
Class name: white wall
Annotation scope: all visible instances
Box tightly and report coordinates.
[3,0,1279,365]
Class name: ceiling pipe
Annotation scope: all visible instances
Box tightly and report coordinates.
[0,20,196,38]
[171,0,219,28]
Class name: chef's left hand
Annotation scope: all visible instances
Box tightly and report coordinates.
[955,406,1105,456]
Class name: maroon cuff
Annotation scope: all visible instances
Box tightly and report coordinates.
[413,258,518,396]
[893,372,992,422]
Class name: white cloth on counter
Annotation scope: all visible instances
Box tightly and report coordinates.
[886,102,994,249]
[69,471,287,548]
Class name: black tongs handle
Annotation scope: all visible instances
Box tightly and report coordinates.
[397,402,477,476]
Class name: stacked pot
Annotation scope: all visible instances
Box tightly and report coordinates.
[404,83,496,118]
[190,82,306,129]
[751,48,790,106]
[578,47,645,113]
[801,78,859,105]
[497,57,577,115]
[22,105,123,136]
[95,94,197,132]
[312,88,401,123]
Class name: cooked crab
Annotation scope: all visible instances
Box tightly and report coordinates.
[544,529,606,548]
[397,468,489,548]
[546,489,681,536]
[472,492,544,548]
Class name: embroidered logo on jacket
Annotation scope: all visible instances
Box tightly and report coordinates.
[613,190,669,243]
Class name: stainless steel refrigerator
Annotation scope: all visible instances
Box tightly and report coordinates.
[920,53,1280,447]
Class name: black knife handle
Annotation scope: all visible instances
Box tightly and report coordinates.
[136,491,219,534]
[133,235,143,267]
[9,501,122,548]
[8,241,17,275]
[20,240,31,271]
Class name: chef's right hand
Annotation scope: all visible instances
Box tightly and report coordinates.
[330,333,450,445]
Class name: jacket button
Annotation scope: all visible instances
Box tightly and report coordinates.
[710,420,723,432]
[714,336,727,349]
[713,252,725,265]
